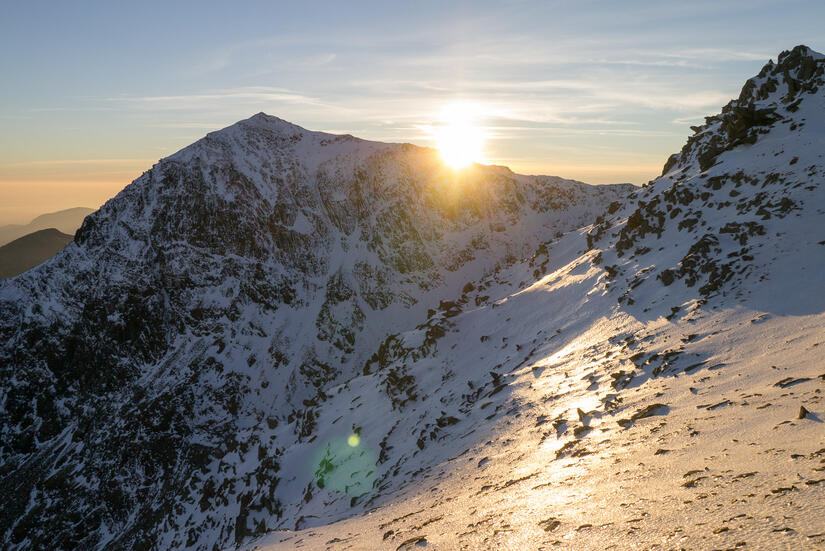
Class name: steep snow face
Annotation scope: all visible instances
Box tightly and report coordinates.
[0,113,631,550]
[246,46,825,550]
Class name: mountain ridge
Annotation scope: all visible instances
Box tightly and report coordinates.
[0,207,93,247]
[0,112,632,549]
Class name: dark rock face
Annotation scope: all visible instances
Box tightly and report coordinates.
[0,114,631,550]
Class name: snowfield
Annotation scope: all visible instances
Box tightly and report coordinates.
[2,45,825,550]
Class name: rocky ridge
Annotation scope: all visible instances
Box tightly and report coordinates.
[0,115,631,550]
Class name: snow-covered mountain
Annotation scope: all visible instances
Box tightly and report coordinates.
[0,112,631,549]
[3,44,825,551]
[245,45,825,550]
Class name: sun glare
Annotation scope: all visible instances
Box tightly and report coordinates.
[435,103,486,169]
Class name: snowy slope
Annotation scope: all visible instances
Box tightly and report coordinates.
[0,114,631,549]
[246,45,825,550]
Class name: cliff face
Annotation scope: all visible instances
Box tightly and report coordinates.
[0,113,631,550]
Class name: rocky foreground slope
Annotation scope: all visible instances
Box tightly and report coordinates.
[0,112,630,549]
[246,45,825,550]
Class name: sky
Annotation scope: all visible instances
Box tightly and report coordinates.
[1,0,824,224]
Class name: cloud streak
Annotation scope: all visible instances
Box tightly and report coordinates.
[106,87,341,112]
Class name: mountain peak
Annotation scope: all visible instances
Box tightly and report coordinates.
[202,111,315,143]
[737,44,825,105]
[215,112,360,147]
[154,113,383,199]
[775,44,825,72]
[662,45,825,176]
[240,111,312,134]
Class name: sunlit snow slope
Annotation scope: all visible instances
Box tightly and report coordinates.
[248,45,825,551]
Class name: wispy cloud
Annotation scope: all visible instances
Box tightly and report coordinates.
[657,48,773,62]
[106,86,341,112]
[671,114,712,126]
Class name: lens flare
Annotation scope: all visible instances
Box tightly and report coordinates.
[311,435,377,498]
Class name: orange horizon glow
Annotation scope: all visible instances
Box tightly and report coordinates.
[0,158,151,224]
[0,180,125,225]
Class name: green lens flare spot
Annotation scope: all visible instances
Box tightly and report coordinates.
[311,434,377,497]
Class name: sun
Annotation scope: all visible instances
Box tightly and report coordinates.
[434,103,486,169]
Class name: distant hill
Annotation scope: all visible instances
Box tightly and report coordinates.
[0,207,93,246]
[0,228,73,278]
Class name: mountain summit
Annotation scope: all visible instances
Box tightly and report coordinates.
[0,113,630,549]
[2,45,825,550]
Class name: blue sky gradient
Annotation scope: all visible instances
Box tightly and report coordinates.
[1,0,824,222]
